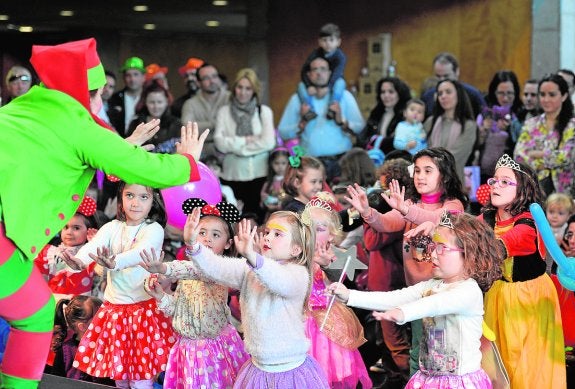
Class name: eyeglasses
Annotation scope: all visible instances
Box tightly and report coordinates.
[8,75,31,83]
[496,91,515,97]
[309,66,330,73]
[487,178,517,188]
[428,242,463,255]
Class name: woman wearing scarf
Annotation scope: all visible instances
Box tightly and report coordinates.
[424,79,477,183]
[214,68,275,220]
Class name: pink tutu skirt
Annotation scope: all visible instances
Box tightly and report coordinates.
[305,311,372,388]
[406,369,492,389]
[234,355,329,389]
[73,299,175,380]
[163,323,249,389]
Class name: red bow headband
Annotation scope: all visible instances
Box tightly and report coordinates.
[182,198,240,225]
[77,196,97,217]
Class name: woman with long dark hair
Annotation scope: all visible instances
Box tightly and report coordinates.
[514,73,575,196]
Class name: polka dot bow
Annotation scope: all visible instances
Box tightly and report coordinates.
[77,196,97,217]
[182,198,241,224]
[475,184,491,206]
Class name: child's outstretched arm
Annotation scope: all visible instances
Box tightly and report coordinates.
[346,183,406,233]
[327,281,350,303]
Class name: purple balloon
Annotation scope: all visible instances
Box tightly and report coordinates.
[161,162,222,229]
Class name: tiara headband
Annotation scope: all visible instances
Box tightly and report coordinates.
[438,210,457,229]
[182,198,240,225]
[495,154,523,173]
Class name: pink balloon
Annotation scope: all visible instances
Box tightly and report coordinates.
[161,162,222,229]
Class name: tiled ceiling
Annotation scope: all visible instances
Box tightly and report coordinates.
[0,0,248,36]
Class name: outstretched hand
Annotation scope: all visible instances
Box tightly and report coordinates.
[381,179,407,213]
[176,121,209,162]
[125,119,160,151]
[140,248,167,274]
[373,308,405,323]
[89,246,116,269]
[234,219,258,264]
[183,207,202,246]
[60,250,87,271]
[403,221,436,239]
[344,183,370,216]
[326,281,350,303]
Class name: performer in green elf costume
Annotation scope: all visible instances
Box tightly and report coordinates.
[0,38,208,388]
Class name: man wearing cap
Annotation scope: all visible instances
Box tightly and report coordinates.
[108,56,146,136]
[4,65,33,104]
[0,38,207,388]
[171,57,204,118]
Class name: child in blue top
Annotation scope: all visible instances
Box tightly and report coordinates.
[393,99,428,155]
[299,23,347,121]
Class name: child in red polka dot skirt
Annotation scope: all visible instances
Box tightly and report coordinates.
[62,182,176,388]
[141,198,249,389]
[34,196,99,302]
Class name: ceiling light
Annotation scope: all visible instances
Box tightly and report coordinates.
[19,26,33,32]
[213,0,228,6]
[134,5,148,12]
[59,10,74,17]
[0,15,9,21]
[206,20,220,27]
[143,23,156,30]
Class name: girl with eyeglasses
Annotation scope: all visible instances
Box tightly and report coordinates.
[329,212,504,389]
[407,154,567,388]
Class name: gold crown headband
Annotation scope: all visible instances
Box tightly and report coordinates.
[495,154,523,173]
[438,210,455,229]
[301,197,333,226]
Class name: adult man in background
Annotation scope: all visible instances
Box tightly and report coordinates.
[108,57,146,136]
[172,57,204,118]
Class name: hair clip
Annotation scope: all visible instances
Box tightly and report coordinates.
[495,154,523,173]
[182,198,240,224]
[77,196,97,217]
[288,145,306,168]
[438,210,455,229]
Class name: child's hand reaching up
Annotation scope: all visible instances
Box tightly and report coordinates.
[345,183,371,217]
[143,274,165,301]
[183,207,202,246]
[140,248,167,274]
[373,308,405,324]
[234,219,258,265]
[382,179,408,215]
[326,282,350,303]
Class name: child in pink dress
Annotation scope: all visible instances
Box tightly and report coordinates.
[301,192,372,388]
[143,198,249,388]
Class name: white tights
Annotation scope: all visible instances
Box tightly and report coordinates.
[115,379,154,388]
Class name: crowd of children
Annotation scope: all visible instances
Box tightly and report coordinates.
[9,23,575,389]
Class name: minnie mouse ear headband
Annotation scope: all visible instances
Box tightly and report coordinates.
[77,196,97,217]
[182,198,241,225]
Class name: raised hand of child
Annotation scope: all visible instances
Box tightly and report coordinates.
[90,246,116,269]
[176,121,210,162]
[404,221,436,239]
[87,228,98,242]
[60,250,87,271]
[183,207,202,246]
[382,179,408,215]
[326,281,350,303]
[234,219,258,265]
[143,274,165,301]
[315,240,335,268]
[373,308,405,324]
[253,229,263,255]
[139,248,167,274]
[344,183,370,216]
